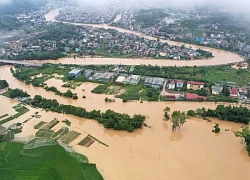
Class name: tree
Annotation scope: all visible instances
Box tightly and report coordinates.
[34,95,42,103]
[235,126,250,146]
[163,107,170,120]
[196,108,203,117]
[187,110,196,116]
[223,86,230,97]
[171,111,187,130]
[0,80,9,89]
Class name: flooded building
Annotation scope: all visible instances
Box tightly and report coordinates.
[69,69,82,78]
[151,78,164,89]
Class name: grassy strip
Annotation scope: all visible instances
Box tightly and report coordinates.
[0,106,29,125]
[36,129,55,138]
[54,130,69,141]
[0,114,9,119]
[51,128,64,138]
[60,131,81,145]
[42,119,59,129]
[34,121,46,129]
[88,135,108,147]
[78,136,95,147]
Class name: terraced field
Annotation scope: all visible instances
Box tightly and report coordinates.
[0,138,103,180]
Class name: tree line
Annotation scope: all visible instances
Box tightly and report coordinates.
[32,95,146,132]
[187,105,250,125]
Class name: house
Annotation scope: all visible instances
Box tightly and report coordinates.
[115,76,126,84]
[69,69,82,78]
[211,85,223,95]
[176,80,184,88]
[91,73,103,81]
[229,88,239,98]
[84,69,93,78]
[238,88,248,99]
[151,77,164,89]
[187,81,204,90]
[168,80,175,90]
[98,73,114,83]
[186,93,199,100]
[144,77,153,86]
[124,75,141,85]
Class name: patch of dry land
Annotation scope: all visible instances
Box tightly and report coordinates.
[0,65,250,180]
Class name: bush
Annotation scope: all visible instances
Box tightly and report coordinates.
[187,110,196,116]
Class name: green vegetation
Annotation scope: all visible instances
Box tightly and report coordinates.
[36,129,55,138]
[213,123,221,133]
[88,134,108,147]
[116,86,142,100]
[62,119,71,126]
[34,121,46,129]
[0,131,15,142]
[202,105,250,124]
[32,95,146,132]
[141,87,160,101]
[235,126,250,156]
[60,131,81,145]
[3,88,30,99]
[42,119,59,130]
[133,65,250,86]
[0,80,9,89]
[171,111,187,130]
[163,107,170,120]
[91,84,110,94]
[78,136,95,147]
[54,130,69,141]
[0,114,8,119]
[0,139,103,179]
[0,106,29,125]
[52,128,65,138]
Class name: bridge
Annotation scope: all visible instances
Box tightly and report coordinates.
[0,60,42,67]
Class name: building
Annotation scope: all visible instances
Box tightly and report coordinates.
[229,88,239,98]
[186,93,199,100]
[91,73,103,81]
[69,69,82,78]
[165,95,176,100]
[151,77,164,89]
[124,75,141,85]
[115,76,126,84]
[187,81,204,90]
[84,69,93,78]
[168,80,175,90]
[176,80,184,88]
[211,85,223,95]
[144,77,153,86]
[98,73,114,83]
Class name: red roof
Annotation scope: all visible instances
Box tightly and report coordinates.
[176,80,184,84]
[229,88,238,95]
[170,80,175,85]
[186,93,199,100]
[187,81,204,85]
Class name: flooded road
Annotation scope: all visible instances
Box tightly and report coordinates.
[1,65,250,180]
[39,9,244,67]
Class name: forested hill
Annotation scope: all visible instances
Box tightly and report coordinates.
[0,0,47,15]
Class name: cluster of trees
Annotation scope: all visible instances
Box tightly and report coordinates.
[13,52,65,60]
[44,86,78,99]
[7,88,30,98]
[171,111,187,130]
[235,126,250,156]
[0,80,9,89]
[202,105,250,124]
[188,105,250,125]
[32,95,146,132]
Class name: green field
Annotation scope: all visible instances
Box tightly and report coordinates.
[0,138,103,180]
[0,106,29,125]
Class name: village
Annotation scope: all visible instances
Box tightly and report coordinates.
[67,64,249,103]
[0,23,212,60]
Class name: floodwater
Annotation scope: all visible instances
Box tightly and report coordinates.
[0,65,250,180]
[39,9,244,67]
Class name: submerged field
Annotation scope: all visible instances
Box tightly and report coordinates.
[0,138,103,180]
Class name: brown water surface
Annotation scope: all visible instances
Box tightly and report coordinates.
[0,65,250,180]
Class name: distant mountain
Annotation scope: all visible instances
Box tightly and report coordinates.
[0,0,47,15]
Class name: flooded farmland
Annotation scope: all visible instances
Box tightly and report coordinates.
[0,65,250,180]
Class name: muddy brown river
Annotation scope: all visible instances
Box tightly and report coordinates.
[37,9,244,67]
[0,65,250,180]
